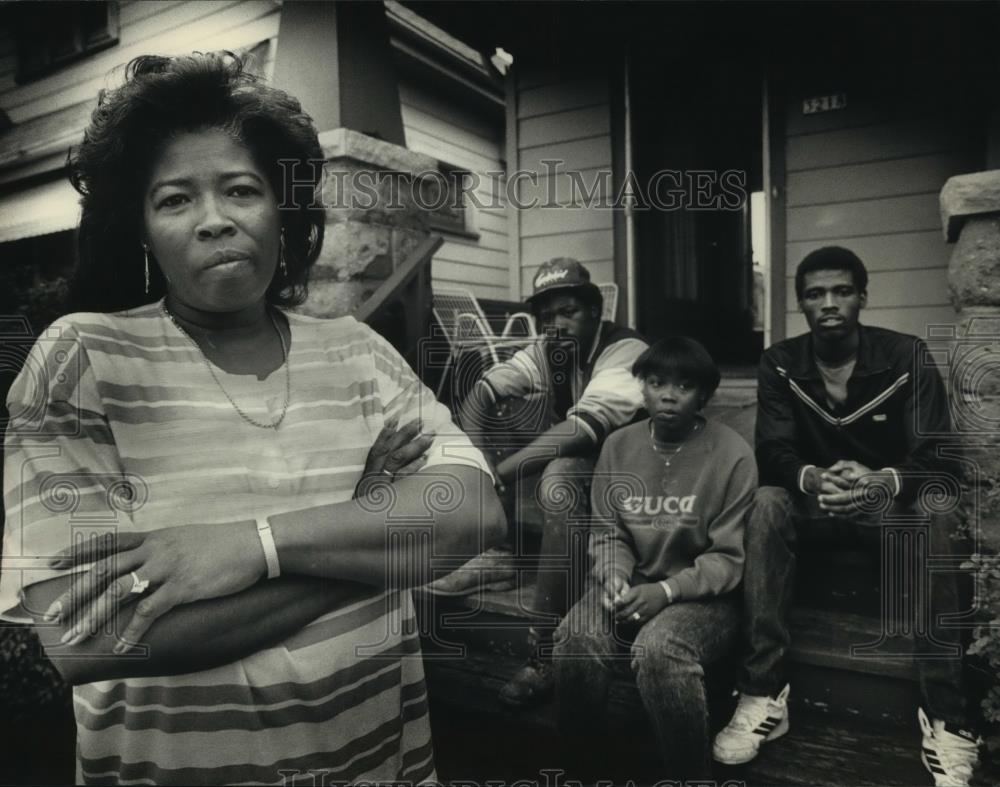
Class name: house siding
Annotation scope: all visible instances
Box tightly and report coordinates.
[514,69,615,298]
[781,76,981,341]
[0,1,280,127]
[398,81,509,301]
[1,1,510,299]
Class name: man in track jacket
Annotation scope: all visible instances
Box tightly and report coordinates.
[712,246,980,787]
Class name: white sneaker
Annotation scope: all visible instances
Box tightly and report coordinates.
[712,684,790,765]
[919,708,981,786]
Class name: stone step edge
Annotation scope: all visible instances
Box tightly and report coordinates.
[414,587,918,682]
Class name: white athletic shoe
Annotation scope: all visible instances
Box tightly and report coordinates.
[919,707,981,787]
[712,684,791,765]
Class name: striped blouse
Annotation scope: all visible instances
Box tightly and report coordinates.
[1,301,491,785]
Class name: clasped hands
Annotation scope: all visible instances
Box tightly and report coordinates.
[804,459,897,517]
[42,417,434,652]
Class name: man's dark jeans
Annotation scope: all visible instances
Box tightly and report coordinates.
[484,395,596,628]
[739,485,969,725]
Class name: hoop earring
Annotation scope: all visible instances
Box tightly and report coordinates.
[279,231,288,278]
[142,244,151,294]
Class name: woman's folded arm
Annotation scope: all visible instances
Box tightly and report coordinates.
[273,465,507,584]
[38,464,506,667]
[23,574,367,685]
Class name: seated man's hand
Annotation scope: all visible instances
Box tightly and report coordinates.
[614,582,669,625]
[802,466,849,495]
[354,417,435,497]
[827,459,872,483]
[817,460,896,518]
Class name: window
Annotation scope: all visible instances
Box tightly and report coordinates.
[12,2,119,84]
[423,162,476,238]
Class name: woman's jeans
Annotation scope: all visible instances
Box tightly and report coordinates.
[554,583,740,780]
[738,485,969,725]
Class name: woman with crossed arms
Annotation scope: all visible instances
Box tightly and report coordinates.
[0,52,504,785]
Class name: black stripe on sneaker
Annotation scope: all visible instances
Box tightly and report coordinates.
[754,716,781,734]
[923,748,945,774]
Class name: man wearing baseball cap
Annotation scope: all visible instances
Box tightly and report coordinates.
[430,257,648,708]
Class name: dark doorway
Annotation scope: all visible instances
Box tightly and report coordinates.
[631,56,764,368]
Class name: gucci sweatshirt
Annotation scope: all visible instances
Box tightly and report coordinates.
[589,416,757,601]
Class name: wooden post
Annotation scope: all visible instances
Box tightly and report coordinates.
[505,68,521,302]
[271,4,433,326]
[610,45,631,328]
[272,1,405,144]
[763,66,786,347]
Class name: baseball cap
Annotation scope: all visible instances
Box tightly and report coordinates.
[525,257,602,306]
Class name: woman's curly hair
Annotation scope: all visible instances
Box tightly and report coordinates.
[68,52,325,312]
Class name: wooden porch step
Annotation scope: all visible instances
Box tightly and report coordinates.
[425,649,987,787]
[416,579,914,679]
[423,638,995,787]
[415,579,920,727]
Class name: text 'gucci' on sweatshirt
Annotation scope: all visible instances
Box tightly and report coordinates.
[590,416,758,601]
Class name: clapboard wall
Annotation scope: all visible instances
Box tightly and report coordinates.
[0,1,280,127]
[399,82,509,301]
[513,67,615,298]
[781,66,982,341]
[0,0,511,299]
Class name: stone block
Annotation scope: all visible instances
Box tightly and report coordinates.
[947,217,1000,307]
[313,221,392,280]
[392,227,427,269]
[945,315,1000,434]
[957,311,1000,338]
[318,127,436,175]
[321,161,430,231]
[296,279,374,320]
[297,128,436,326]
[940,169,1000,242]
[363,255,393,280]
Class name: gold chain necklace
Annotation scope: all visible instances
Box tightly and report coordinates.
[648,419,702,468]
[162,302,291,430]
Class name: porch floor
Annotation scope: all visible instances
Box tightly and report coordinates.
[416,576,997,787]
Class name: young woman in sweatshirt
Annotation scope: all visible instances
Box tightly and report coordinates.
[553,336,757,781]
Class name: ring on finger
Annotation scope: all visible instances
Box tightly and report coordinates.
[129,571,150,595]
[379,468,393,477]
[631,612,641,622]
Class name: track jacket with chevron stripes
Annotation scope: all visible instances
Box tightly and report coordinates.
[755,324,951,506]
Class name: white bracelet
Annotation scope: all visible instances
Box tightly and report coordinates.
[659,580,673,604]
[256,517,281,579]
[880,467,902,497]
[798,464,817,494]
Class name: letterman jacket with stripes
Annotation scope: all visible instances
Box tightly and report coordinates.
[755,324,951,506]
[479,321,648,444]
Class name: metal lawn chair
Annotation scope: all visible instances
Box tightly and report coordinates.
[431,288,502,398]
[500,310,536,339]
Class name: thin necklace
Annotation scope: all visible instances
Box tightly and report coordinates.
[649,419,702,468]
[162,302,291,430]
